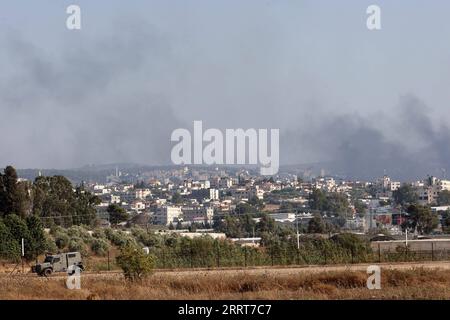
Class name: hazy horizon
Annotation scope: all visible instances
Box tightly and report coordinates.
[1,1,450,180]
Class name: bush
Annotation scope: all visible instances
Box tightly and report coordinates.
[67,225,93,244]
[44,234,58,253]
[91,238,110,256]
[68,236,88,256]
[116,244,155,281]
[131,227,161,247]
[54,231,69,249]
[92,228,107,240]
[104,228,136,247]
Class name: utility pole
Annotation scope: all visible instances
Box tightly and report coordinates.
[405,228,408,247]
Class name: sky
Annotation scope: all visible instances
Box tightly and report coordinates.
[0,0,450,180]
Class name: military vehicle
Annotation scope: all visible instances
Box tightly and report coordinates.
[32,252,84,276]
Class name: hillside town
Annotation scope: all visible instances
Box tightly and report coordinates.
[80,166,450,243]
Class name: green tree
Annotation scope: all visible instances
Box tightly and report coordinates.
[32,176,99,227]
[354,200,367,218]
[107,204,129,225]
[257,214,276,234]
[0,166,28,217]
[393,185,418,207]
[0,219,21,261]
[406,204,439,234]
[307,214,326,233]
[171,192,183,204]
[438,190,450,206]
[116,243,155,281]
[309,189,328,211]
[442,210,450,233]
[25,215,47,260]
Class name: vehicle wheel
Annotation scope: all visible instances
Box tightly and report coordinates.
[44,268,53,277]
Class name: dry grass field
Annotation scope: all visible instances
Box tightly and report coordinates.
[1,263,450,300]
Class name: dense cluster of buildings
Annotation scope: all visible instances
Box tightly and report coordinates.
[86,166,450,236]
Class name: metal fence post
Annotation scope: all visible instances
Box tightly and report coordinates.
[244,247,248,267]
[216,243,220,268]
[431,242,434,261]
[378,243,381,263]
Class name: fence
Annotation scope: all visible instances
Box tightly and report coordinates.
[86,245,450,271]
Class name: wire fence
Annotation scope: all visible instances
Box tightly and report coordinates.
[86,246,450,271]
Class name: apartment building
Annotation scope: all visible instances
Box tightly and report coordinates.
[154,206,182,225]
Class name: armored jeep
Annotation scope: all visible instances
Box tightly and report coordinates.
[32,252,84,276]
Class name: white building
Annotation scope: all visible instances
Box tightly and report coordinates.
[154,206,182,225]
[182,206,214,224]
[135,188,151,200]
[110,194,121,204]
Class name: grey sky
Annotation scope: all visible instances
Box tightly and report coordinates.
[1,1,449,180]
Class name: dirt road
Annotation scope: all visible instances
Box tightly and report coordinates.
[3,260,450,280]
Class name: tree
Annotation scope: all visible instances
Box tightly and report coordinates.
[0,166,28,217]
[116,243,155,281]
[0,219,21,261]
[32,175,99,227]
[308,214,326,233]
[257,214,276,234]
[171,192,183,204]
[107,204,129,225]
[327,193,351,216]
[442,210,450,233]
[3,214,41,260]
[438,190,450,206]
[235,203,256,215]
[406,204,439,235]
[354,200,367,218]
[25,215,47,260]
[72,186,101,225]
[393,185,418,207]
[309,189,328,211]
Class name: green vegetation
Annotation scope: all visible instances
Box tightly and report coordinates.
[403,204,439,235]
[116,243,155,281]
[393,184,418,207]
[438,190,450,206]
[309,189,351,217]
[107,204,129,225]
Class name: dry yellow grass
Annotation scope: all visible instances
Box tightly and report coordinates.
[0,267,449,300]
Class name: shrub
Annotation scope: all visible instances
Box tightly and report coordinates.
[92,228,107,240]
[91,238,110,256]
[116,244,155,281]
[131,227,161,247]
[44,234,58,253]
[67,225,93,244]
[54,231,69,249]
[104,228,135,247]
[68,236,88,256]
